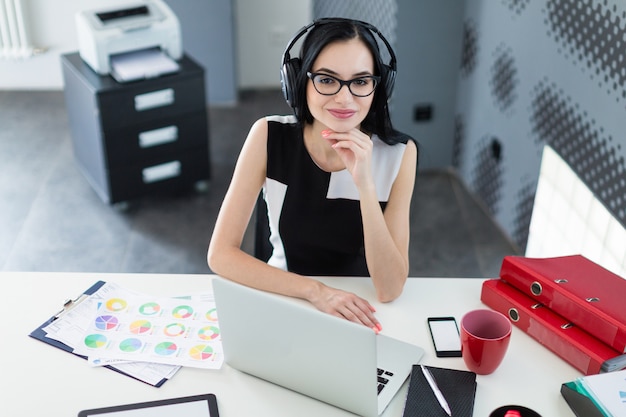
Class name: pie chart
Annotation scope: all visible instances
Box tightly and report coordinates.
[94,315,119,330]
[84,333,107,349]
[189,344,213,360]
[129,319,152,334]
[119,338,142,353]
[154,341,177,356]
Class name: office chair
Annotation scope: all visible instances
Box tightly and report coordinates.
[254,193,272,262]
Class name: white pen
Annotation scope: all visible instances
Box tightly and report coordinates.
[420,364,452,416]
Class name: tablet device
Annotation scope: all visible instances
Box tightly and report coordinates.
[77,393,219,417]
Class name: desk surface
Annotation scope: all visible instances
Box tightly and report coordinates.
[0,272,578,416]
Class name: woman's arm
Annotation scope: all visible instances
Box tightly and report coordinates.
[326,129,417,302]
[207,118,382,330]
[360,140,417,302]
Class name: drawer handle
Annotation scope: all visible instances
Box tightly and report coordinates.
[134,88,175,111]
[142,160,181,183]
[139,125,178,148]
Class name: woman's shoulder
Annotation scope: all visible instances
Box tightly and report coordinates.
[265,114,298,125]
[264,115,301,140]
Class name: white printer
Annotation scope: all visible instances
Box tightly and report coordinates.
[76,0,182,79]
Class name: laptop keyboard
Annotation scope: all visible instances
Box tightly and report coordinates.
[377,368,394,394]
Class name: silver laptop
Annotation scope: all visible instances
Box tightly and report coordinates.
[213,278,424,417]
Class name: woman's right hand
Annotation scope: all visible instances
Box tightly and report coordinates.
[308,283,382,333]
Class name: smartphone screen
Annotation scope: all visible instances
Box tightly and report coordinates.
[427,317,462,357]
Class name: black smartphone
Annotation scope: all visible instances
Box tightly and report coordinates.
[427,316,462,357]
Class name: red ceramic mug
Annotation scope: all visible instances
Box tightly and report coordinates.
[460,309,512,375]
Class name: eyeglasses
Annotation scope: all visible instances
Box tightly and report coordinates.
[307,72,380,97]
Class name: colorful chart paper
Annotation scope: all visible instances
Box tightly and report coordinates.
[59,282,225,369]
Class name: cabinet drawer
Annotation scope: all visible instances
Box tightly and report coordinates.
[107,148,210,203]
[103,110,208,167]
[98,74,205,128]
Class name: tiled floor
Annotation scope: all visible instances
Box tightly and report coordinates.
[0,89,518,277]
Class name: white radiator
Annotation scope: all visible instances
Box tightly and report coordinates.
[0,0,33,59]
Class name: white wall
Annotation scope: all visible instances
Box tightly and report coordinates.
[235,0,311,89]
[0,0,94,89]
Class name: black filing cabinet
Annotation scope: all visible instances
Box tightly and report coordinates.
[61,52,210,205]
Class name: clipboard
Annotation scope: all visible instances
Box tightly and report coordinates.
[28,280,170,387]
[77,393,219,417]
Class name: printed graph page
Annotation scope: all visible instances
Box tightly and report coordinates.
[45,282,223,370]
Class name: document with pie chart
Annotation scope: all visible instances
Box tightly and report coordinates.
[45,282,223,370]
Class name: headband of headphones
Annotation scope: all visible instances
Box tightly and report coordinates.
[280,17,397,110]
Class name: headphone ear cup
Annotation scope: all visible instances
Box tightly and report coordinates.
[381,64,396,99]
[280,57,301,109]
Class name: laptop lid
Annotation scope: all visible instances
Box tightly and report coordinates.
[213,278,424,417]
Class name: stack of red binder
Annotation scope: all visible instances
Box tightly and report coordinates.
[480,255,626,375]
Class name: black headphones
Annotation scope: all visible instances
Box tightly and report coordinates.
[280,18,397,110]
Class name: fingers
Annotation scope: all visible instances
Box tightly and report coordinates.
[321,129,373,184]
[338,300,382,334]
[322,129,372,151]
[318,287,382,333]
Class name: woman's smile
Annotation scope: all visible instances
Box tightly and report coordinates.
[327,108,357,119]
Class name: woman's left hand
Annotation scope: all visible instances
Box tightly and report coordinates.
[322,128,373,188]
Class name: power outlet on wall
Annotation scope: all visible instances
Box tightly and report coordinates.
[414,104,433,122]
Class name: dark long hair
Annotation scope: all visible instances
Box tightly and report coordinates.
[293,19,407,145]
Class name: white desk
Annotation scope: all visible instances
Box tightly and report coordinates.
[0,272,579,416]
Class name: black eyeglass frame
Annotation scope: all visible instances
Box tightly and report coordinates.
[306,72,381,97]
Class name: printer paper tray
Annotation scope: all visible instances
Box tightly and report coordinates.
[110,47,180,83]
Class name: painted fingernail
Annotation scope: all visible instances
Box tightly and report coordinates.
[321,130,331,137]
[376,323,383,331]
[373,326,380,334]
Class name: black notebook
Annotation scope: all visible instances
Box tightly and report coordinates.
[403,365,477,417]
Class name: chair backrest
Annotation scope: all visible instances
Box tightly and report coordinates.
[254,193,272,262]
[526,145,626,277]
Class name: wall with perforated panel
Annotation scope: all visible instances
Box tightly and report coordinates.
[454,0,626,252]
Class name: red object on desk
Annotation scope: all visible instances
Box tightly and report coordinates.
[499,255,626,353]
[480,278,620,375]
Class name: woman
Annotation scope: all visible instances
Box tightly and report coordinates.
[208,18,418,332]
